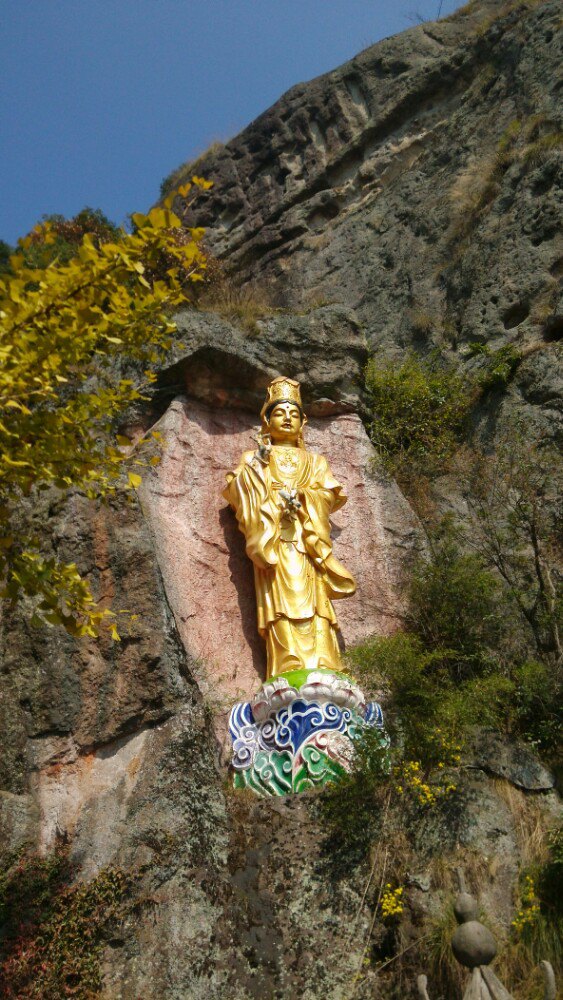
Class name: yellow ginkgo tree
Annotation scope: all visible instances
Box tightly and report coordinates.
[0,179,212,638]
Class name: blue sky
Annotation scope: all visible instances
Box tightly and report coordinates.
[2,0,463,246]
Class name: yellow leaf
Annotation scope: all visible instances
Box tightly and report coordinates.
[146,207,181,230]
[44,611,63,625]
[192,176,214,190]
[128,472,142,489]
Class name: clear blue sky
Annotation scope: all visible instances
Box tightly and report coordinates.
[2,0,463,246]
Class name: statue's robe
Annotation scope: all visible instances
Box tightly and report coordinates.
[224,445,356,677]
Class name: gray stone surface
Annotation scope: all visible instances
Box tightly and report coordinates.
[159,304,369,418]
[0,487,195,805]
[454,892,480,924]
[471,729,555,791]
[0,790,38,855]
[178,0,562,450]
[451,920,497,968]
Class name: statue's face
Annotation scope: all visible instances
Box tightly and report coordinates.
[268,402,303,444]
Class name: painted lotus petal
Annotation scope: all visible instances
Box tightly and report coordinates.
[251,678,298,722]
[251,678,282,721]
[299,680,332,703]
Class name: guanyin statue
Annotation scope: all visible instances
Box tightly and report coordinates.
[223,376,356,679]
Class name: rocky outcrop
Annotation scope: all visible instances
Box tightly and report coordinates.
[0,488,197,855]
[470,729,556,791]
[155,304,368,418]
[179,0,561,445]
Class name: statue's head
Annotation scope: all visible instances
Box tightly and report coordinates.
[260,376,307,447]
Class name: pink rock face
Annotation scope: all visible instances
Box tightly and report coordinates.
[141,398,420,703]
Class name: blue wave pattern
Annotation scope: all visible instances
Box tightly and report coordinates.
[229,695,386,774]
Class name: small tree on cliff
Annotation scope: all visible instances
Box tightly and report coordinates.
[0,180,211,638]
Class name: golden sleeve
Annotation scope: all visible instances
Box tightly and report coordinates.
[223,452,280,570]
[298,455,356,599]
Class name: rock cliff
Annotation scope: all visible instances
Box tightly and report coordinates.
[182,0,561,447]
[1,1,561,997]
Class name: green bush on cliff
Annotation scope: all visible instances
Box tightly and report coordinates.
[408,527,505,675]
[362,355,561,767]
[324,522,560,851]
[465,341,522,390]
[365,353,472,478]
[350,527,560,762]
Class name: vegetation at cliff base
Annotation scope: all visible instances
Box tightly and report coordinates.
[319,351,562,996]
[0,180,211,639]
[0,849,132,999]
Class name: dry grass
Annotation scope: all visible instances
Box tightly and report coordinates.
[408,309,436,339]
[342,795,559,999]
[496,931,561,1000]
[429,848,493,898]
[473,0,547,37]
[493,780,551,867]
[421,822,560,999]
[447,114,561,251]
[198,275,279,336]
[160,140,225,197]
[448,151,504,240]
[522,131,563,168]
[484,782,560,999]
[529,278,560,331]
[426,903,467,998]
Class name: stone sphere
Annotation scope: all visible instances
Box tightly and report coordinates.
[451,921,497,968]
[454,892,479,924]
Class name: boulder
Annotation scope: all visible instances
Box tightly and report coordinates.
[472,730,555,791]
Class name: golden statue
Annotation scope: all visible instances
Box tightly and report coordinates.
[223,377,356,679]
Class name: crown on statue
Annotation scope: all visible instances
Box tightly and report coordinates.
[261,377,303,419]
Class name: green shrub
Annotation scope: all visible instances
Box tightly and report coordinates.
[511,661,562,758]
[365,354,472,477]
[466,342,522,389]
[346,526,560,771]
[319,724,392,857]
[408,529,505,674]
[348,633,455,763]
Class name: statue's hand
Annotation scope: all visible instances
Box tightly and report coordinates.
[252,434,271,465]
[279,488,302,518]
